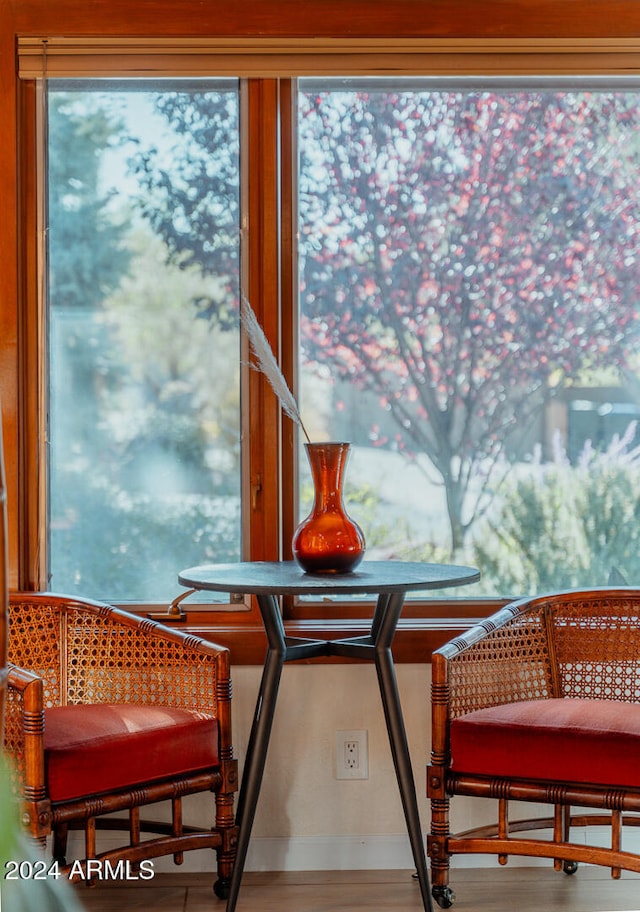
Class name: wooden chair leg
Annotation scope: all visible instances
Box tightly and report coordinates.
[612,810,621,879]
[84,817,97,885]
[553,804,563,871]
[498,798,509,866]
[52,823,69,864]
[129,806,140,848]
[85,817,96,859]
[172,797,184,865]
[561,806,578,875]
[129,806,141,873]
[428,783,455,909]
[213,761,239,898]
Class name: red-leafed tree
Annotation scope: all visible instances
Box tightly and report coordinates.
[297,88,640,553]
[135,88,640,555]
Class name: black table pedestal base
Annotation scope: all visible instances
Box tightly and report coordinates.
[225,589,433,912]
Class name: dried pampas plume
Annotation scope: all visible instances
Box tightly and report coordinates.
[241,297,311,444]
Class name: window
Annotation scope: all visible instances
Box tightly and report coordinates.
[14,39,640,626]
[46,80,242,601]
[297,78,640,599]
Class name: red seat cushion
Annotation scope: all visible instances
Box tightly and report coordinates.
[450,698,640,789]
[44,704,219,802]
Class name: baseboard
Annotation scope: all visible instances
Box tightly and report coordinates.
[245,834,415,871]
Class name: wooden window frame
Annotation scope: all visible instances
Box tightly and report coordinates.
[5,15,640,660]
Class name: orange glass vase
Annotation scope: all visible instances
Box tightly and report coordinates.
[293,442,366,574]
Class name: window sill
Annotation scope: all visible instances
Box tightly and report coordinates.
[148,614,493,664]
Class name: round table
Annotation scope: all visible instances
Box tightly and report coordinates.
[178,560,480,912]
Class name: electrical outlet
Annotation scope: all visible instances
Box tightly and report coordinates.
[345,740,359,768]
[336,729,368,779]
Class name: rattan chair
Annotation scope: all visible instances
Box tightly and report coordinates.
[428,588,640,909]
[4,592,238,897]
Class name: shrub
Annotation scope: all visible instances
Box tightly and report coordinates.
[474,425,640,596]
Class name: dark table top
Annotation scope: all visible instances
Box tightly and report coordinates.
[178,559,480,596]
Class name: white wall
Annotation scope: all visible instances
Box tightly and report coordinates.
[234,662,430,871]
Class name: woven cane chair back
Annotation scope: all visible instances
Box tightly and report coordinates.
[439,589,640,721]
[8,595,219,709]
[548,591,640,700]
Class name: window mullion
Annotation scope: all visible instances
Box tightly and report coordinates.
[244,78,282,561]
[279,78,299,567]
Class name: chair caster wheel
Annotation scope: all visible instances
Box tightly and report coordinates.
[213,878,230,900]
[432,885,456,908]
[563,861,578,875]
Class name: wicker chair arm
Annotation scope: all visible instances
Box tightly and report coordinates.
[7,662,43,692]
[4,663,45,797]
[432,601,555,720]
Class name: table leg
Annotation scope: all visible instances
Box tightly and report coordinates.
[375,646,434,912]
[226,645,284,912]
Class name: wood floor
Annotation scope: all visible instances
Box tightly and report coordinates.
[70,867,640,912]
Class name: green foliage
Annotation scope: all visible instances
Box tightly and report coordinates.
[130,89,240,328]
[49,473,240,602]
[0,756,20,874]
[48,93,131,310]
[100,227,241,484]
[474,427,640,595]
